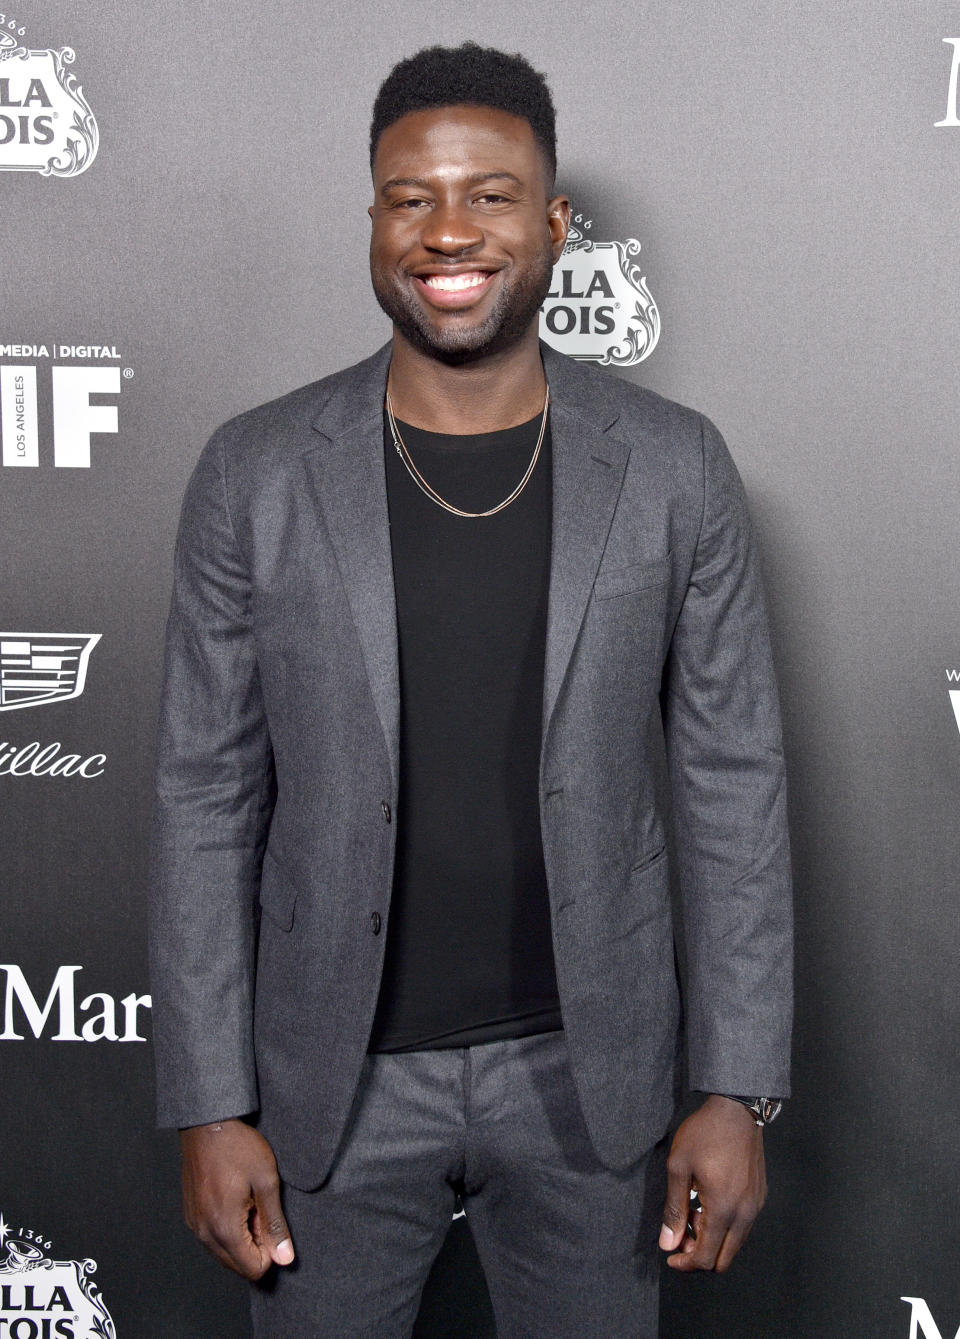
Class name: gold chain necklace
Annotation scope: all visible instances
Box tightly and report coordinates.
[385,386,549,519]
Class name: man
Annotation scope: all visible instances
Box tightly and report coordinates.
[150,42,792,1338]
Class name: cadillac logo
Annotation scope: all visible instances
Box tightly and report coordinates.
[0,17,99,177]
[0,634,100,712]
[539,214,660,366]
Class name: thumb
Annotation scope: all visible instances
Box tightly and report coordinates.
[251,1177,295,1267]
[659,1154,691,1251]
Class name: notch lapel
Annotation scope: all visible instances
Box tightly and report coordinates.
[305,344,400,787]
[541,346,631,738]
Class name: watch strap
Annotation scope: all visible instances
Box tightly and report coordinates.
[722,1095,783,1126]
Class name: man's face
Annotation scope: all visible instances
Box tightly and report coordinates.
[369,105,569,364]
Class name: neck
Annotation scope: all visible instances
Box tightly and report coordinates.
[386,326,546,434]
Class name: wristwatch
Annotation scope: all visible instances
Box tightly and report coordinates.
[723,1096,783,1127]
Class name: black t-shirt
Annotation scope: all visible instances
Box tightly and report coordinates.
[367,407,563,1053]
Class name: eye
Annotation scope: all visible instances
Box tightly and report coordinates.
[476,192,511,205]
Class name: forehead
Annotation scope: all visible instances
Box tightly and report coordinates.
[372,105,544,186]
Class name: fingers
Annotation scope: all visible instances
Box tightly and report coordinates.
[659,1147,693,1253]
[196,1173,293,1279]
[190,1190,271,1279]
[179,1120,294,1279]
[661,1095,768,1272]
[666,1191,762,1273]
[666,1192,727,1271]
[714,1213,755,1273]
[251,1171,295,1267]
[710,1154,766,1273]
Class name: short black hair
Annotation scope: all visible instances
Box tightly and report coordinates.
[370,42,557,185]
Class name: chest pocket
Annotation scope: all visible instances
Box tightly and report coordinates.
[593,552,672,601]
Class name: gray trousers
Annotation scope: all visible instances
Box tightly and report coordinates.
[250,1029,665,1338]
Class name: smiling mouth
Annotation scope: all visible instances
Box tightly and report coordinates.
[421,271,491,292]
[411,269,498,307]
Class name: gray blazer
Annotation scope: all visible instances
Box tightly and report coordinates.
[149,341,792,1191]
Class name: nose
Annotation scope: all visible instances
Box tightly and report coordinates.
[419,199,484,255]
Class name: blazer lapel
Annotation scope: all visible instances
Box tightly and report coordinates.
[541,344,631,737]
[305,343,400,787]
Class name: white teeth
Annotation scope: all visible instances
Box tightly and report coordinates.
[423,272,489,291]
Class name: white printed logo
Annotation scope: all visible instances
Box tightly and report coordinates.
[0,635,100,712]
[0,16,98,176]
[947,670,960,735]
[935,38,960,127]
[0,1211,115,1337]
[1,352,126,469]
[539,214,660,366]
[0,965,151,1042]
[0,743,106,779]
[902,1296,960,1339]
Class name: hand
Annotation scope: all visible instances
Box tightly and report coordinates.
[180,1118,295,1279]
[658,1095,766,1272]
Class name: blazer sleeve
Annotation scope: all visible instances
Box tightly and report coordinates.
[661,414,793,1098]
[148,427,275,1129]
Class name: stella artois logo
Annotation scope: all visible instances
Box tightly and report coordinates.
[0,16,99,177]
[0,1211,116,1337]
[0,634,100,712]
[540,213,660,366]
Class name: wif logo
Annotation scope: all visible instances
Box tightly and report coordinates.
[947,670,960,735]
[1,354,126,470]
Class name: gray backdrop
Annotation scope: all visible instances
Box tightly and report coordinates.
[2,2,958,1336]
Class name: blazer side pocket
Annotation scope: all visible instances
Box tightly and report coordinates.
[629,843,667,875]
[594,552,672,601]
[258,847,297,931]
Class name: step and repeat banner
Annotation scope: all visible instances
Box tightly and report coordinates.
[2,2,958,1336]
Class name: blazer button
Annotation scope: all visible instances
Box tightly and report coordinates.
[381,800,391,822]
[370,911,382,934]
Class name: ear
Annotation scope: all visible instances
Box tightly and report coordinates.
[547,194,570,262]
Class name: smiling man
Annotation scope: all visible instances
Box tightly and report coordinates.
[150,42,792,1339]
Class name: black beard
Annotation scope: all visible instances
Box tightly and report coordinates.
[369,249,555,366]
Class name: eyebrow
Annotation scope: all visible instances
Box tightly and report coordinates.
[380,171,525,193]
